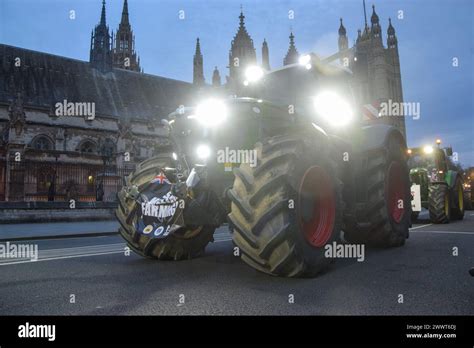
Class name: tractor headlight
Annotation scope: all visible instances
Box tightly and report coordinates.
[298,54,312,69]
[195,99,228,127]
[196,144,211,159]
[313,91,353,127]
[423,145,434,154]
[244,66,264,84]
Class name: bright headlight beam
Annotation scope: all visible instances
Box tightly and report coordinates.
[313,91,353,127]
[423,145,434,154]
[299,54,311,66]
[195,99,228,127]
[196,144,211,159]
[245,66,264,83]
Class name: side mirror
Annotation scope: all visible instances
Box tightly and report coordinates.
[445,147,453,157]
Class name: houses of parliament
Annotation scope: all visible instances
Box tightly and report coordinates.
[0,0,404,203]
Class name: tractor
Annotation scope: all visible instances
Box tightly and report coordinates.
[462,169,473,210]
[115,54,411,277]
[408,141,464,223]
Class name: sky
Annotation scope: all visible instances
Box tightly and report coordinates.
[1,0,473,166]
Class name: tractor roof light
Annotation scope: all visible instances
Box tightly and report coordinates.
[423,145,434,154]
[436,139,442,145]
[298,54,312,69]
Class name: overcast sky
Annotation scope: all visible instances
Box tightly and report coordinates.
[1,0,473,166]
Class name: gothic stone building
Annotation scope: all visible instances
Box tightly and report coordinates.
[0,1,405,204]
[195,5,405,138]
[0,1,192,203]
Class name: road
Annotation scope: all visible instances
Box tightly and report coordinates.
[1,212,473,315]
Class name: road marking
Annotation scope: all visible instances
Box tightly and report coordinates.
[409,223,433,230]
[0,236,234,266]
[0,250,124,266]
[410,230,474,236]
[215,238,232,243]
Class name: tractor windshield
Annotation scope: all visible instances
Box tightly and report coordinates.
[259,64,355,120]
[408,154,434,169]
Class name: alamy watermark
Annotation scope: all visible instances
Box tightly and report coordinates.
[0,242,38,262]
[379,100,420,120]
[217,147,257,171]
[55,99,95,120]
[324,241,365,262]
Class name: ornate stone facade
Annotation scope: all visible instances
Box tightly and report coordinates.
[194,5,405,137]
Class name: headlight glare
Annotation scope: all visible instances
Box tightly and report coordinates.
[313,91,353,127]
[195,99,227,127]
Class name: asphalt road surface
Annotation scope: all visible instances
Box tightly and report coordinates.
[1,212,473,315]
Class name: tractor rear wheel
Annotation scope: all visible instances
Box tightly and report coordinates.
[116,155,215,260]
[228,134,343,277]
[344,136,410,247]
[428,184,451,223]
[451,177,465,220]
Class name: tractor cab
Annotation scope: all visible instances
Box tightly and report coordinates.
[245,54,358,133]
[407,140,464,223]
[408,144,452,183]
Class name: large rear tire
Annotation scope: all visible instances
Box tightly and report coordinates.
[451,177,465,220]
[428,184,451,224]
[116,155,215,260]
[344,136,410,247]
[228,134,343,277]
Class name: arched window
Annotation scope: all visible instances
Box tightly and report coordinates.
[31,135,54,151]
[79,140,97,154]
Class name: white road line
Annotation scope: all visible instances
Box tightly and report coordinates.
[215,238,232,243]
[409,223,433,230]
[0,237,235,266]
[0,250,124,266]
[410,230,474,236]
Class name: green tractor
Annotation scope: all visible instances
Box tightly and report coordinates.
[408,141,464,223]
[116,55,411,277]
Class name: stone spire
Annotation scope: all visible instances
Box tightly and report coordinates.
[370,4,381,38]
[228,8,257,84]
[112,0,140,71]
[90,0,113,72]
[212,66,221,87]
[338,18,349,65]
[120,0,129,26]
[283,31,299,66]
[100,0,106,26]
[387,18,398,48]
[262,39,270,70]
[193,38,205,86]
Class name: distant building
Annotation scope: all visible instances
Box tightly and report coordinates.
[339,4,406,137]
[194,5,405,137]
[0,0,193,202]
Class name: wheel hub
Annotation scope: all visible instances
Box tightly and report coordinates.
[298,166,336,247]
[386,161,406,223]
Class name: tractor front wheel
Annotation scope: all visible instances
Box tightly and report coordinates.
[451,177,465,220]
[344,136,410,247]
[428,184,451,223]
[116,155,215,260]
[228,134,343,277]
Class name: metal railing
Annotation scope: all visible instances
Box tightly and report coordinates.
[0,159,135,202]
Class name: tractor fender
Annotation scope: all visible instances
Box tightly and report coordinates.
[446,170,461,189]
[358,124,407,152]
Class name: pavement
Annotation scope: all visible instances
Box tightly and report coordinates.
[0,220,119,241]
[0,211,473,315]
